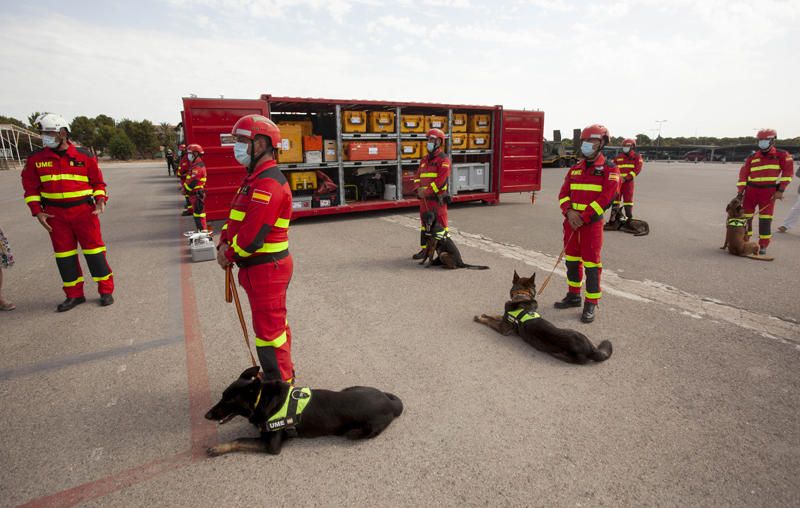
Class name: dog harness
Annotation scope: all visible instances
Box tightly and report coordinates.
[727,218,747,228]
[503,307,541,329]
[258,386,312,434]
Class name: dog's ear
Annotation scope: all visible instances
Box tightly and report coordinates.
[529,272,536,286]
[240,366,261,380]
[513,270,520,283]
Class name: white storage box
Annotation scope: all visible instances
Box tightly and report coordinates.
[188,233,216,262]
[304,151,322,164]
[292,195,313,210]
[452,163,490,192]
[383,183,398,200]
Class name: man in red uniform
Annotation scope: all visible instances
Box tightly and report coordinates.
[412,128,451,259]
[611,138,644,220]
[184,143,208,232]
[176,144,192,216]
[737,128,794,255]
[216,115,295,382]
[21,113,114,312]
[555,124,620,323]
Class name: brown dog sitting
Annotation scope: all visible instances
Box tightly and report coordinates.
[720,196,773,261]
[419,211,489,270]
[474,271,612,364]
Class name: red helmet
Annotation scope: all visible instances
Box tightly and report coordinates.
[756,128,777,140]
[187,143,204,155]
[179,144,186,150]
[426,128,446,142]
[581,124,609,144]
[623,138,636,147]
[231,114,281,149]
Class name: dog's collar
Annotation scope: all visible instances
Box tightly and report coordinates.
[260,386,312,434]
[727,218,747,227]
[504,307,540,327]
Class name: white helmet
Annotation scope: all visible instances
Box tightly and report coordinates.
[34,113,70,133]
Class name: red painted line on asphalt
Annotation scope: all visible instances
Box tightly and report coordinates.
[18,225,219,507]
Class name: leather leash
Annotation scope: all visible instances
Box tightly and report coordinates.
[225,264,258,368]
[537,229,575,297]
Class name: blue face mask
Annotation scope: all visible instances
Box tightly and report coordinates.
[187,153,195,162]
[233,142,251,166]
[622,147,631,154]
[42,134,60,149]
[581,141,596,157]
[758,139,771,151]
[427,142,436,153]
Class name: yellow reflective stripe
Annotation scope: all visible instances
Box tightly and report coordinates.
[63,277,84,287]
[431,182,440,193]
[254,241,289,254]
[571,203,587,211]
[92,274,113,282]
[570,183,603,192]
[564,255,582,262]
[629,172,636,178]
[54,249,78,258]
[25,195,42,203]
[200,178,207,182]
[221,223,228,231]
[183,183,192,190]
[193,213,206,218]
[559,196,571,205]
[622,202,634,206]
[751,158,761,163]
[617,164,635,169]
[758,214,773,219]
[412,179,420,183]
[231,235,250,258]
[590,201,604,215]
[40,174,89,183]
[93,189,106,197]
[274,217,290,229]
[420,172,438,178]
[750,164,780,172]
[743,213,754,218]
[40,189,93,200]
[83,246,106,255]
[778,177,792,182]
[584,261,602,268]
[748,176,778,182]
[567,280,583,288]
[255,330,287,348]
[759,234,772,239]
[229,209,246,221]
[736,182,746,187]
[585,291,602,299]
[570,170,582,176]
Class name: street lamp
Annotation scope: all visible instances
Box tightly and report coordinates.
[655,120,667,146]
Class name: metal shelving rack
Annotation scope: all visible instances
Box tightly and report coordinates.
[277,103,495,206]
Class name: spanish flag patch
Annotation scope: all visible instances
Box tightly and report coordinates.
[251,190,272,204]
[608,172,619,182]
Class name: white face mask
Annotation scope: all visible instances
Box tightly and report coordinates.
[581,141,596,157]
[233,142,251,166]
[42,134,60,149]
[758,139,771,151]
[426,142,436,153]
[622,146,631,154]
[187,153,195,162]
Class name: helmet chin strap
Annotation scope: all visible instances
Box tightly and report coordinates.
[247,139,269,174]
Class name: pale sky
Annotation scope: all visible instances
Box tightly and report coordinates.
[1,0,798,139]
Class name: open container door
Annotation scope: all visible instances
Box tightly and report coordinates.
[182,97,268,221]
[498,110,544,193]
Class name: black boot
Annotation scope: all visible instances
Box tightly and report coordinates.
[57,296,86,312]
[100,294,114,307]
[581,302,597,323]
[412,249,426,260]
[181,210,192,216]
[554,293,582,309]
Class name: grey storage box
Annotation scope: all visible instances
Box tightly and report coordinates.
[188,233,215,262]
[452,163,490,192]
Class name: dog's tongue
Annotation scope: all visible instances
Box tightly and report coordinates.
[219,414,235,425]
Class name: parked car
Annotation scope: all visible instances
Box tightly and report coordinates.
[683,150,725,162]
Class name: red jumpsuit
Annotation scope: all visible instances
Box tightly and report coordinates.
[177,154,192,213]
[558,154,620,304]
[737,147,794,249]
[219,159,294,382]
[21,144,114,298]
[612,150,644,218]
[184,158,208,231]
[413,149,451,248]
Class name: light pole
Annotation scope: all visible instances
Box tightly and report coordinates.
[655,120,667,146]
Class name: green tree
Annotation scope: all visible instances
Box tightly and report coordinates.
[94,114,115,130]
[70,116,96,146]
[27,111,43,129]
[157,122,177,151]
[0,115,26,128]
[129,120,159,158]
[94,124,117,154]
[107,130,136,160]
[636,133,652,146]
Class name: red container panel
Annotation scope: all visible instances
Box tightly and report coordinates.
[499,110,543,193]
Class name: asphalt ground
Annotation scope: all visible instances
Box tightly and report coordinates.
[0,160,798,507]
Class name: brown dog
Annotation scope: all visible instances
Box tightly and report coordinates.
[474,271,612,364]
[720,196,773,261]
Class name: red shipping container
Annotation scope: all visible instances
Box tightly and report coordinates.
[345,142,397,161]
[303,135,323,151]
[402,169,417,196]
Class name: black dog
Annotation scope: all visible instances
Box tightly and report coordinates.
[604,207,649,236]
[474,271,612,364]
[419,211,489,270]
[205,367,403,456]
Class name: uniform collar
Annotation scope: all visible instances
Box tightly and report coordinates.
[43,141,77,158]
[248,158,277,179]
[621,150,636,159]
[758,146,777,157]
[581,153,606,169]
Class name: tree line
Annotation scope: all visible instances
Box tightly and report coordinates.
[0,113,177,160]
[559,134,800,147]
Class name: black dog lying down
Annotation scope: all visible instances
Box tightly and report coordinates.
[604,207,649,236]
[205,367,403,456]
[474,271,612,364]
[420,211,489,270]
